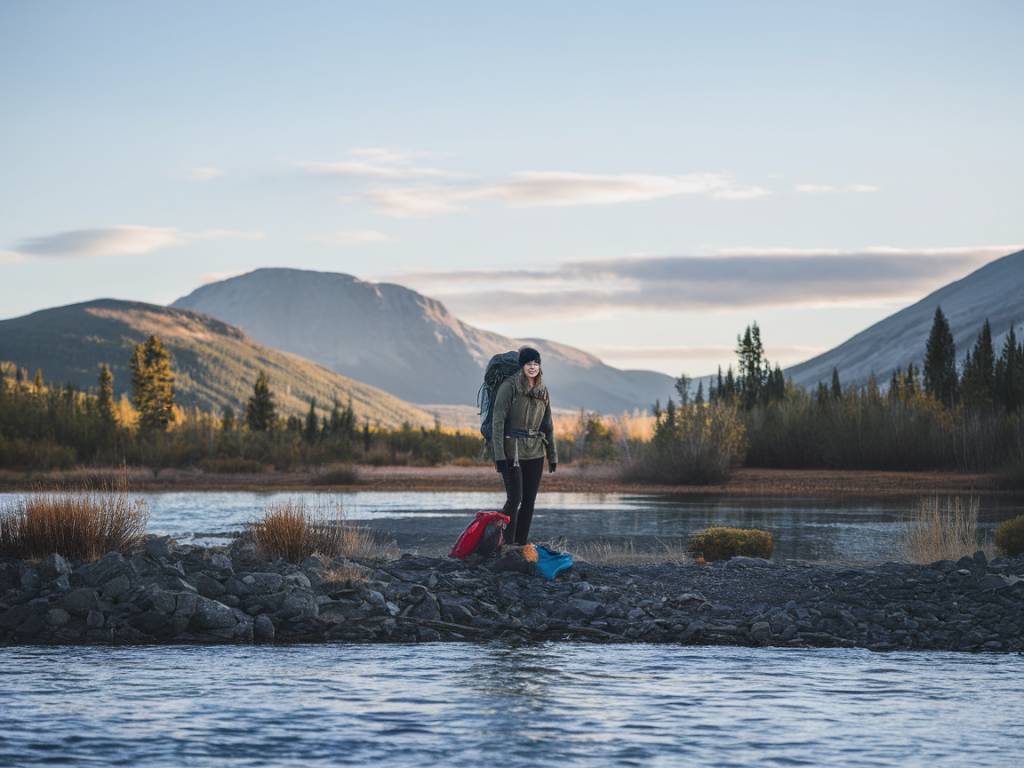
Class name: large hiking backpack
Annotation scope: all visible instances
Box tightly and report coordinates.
[449,511,510,559]
[477,350,521,444]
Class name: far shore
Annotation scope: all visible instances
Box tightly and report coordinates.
[0,464,1009,498]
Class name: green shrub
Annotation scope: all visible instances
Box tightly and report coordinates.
[688,527,773,561]
[198,457,266,474]
[995,515,1024,557]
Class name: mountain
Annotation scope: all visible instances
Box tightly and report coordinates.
[173,268,677,413]
[0,299,436,428]
[785,249,1024,389]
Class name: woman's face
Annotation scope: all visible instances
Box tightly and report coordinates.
[523,360,540,378]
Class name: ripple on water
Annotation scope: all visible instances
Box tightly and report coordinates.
[1,644,1022,767]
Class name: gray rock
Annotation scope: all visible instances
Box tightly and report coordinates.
[195,573,226,598]
[63,588,99,616]
[977,573,1010,591]
[409,593,441,621]
[192,597,237,630]
[39,554,71,580]
[284,572,311,590]
[144,536,175,560]
[82,552,132,587]
[254,614,276,642]
[52,574,71,593]
[86,610,105,629]
[210,553,233,574]
[278,591,319,621]
[570,599,602,619]
[241,572,284,593]
[19,566,40,593]
[45,608,71,627]
[750,621,772,642]
[102,575,131,601]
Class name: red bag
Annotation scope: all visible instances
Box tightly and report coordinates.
[449,511,510,559]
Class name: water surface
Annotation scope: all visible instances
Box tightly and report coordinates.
[1,643,1020,767]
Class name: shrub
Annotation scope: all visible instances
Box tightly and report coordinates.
[246,497,392,563]
[311,464,360,486]
[577,538,690,565]
[198,457,266,474]
[624,401,745,485]
[0,479,149,560]
[687,527,773,561]
[995,514,1024,557]
[901,496,981,564]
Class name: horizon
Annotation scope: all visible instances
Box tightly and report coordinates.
[2,1,1022,376]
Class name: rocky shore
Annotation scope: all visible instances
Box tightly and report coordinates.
[2,537,1022,652]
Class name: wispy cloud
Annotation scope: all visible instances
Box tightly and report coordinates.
[383,245,1021,317]
[795,183,880,194]
[297,147,466,181]
[9,225,264,259]
[188,166,224,181]
[311,230,391,245]
[364,171,770,217]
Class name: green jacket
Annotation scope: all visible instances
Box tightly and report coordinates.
[491,369,557,466]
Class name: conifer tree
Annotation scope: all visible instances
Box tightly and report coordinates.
[923,306,958,407]
[245,371,276,432]
[97,364,116,428]
[694,380,705,405]
[961,319,996,408]
[33,368,44,392]
[674,374,691,406]
[221,406,236,433]
[130,335,176,431]
[995,324,1022,412]
[830,367,842,400]
[736,323,768,409]
[305,398,319,443]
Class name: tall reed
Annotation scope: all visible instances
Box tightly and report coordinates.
[0,477,149,560]
[247,497,393,562]
[900,496,981,564]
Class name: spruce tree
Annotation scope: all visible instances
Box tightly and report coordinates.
[97,364,116,428]
[246,371,276,432]
[304,398,319,443]
[830,367,842,400]
[694,380,705,405]
[221,406,236,433]
[961,319,995,408]
[923,306,958,407]
[736,323,768,409]
[130,335,176,431]
[674,374,691,406]
[995,324,1021,412]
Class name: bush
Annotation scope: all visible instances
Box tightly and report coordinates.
[625,401,746,484]
[901,496,981,564]
[0,478,149,560]
[198,457,266,474]
[995,514,1024,557]
[246,497,391,563]
[311,463,360,485]
[687,527,773,561]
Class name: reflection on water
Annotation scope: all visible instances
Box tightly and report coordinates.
[0,643,1020,767]
[1,490,1021,562]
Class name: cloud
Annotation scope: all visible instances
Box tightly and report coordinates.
[795,183,880,194]
[188,166,224,181]
[296,147,466,181]
[9,225,264,258]
[312,230,391,245]
[365,171,770,217]
[384,245,1022,317]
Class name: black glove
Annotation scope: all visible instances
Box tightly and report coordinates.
[549,462,556,474]
[495,459,506,474]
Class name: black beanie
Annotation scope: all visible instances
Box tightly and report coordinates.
[518,347,541,367]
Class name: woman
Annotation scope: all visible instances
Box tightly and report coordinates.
[491,346,557,545]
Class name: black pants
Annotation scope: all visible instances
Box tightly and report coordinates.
[499,456,544,545]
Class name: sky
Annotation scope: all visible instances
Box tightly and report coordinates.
[1,0,1021,377]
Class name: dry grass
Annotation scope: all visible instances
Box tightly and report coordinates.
[247,497,396,563]
[575,538,690,566]
[901,495,986,564]
[0,477,149,561]
[320,563,370,585]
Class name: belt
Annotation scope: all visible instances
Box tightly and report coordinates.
[504,429,547,467]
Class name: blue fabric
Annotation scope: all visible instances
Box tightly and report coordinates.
[534,545,574,579]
